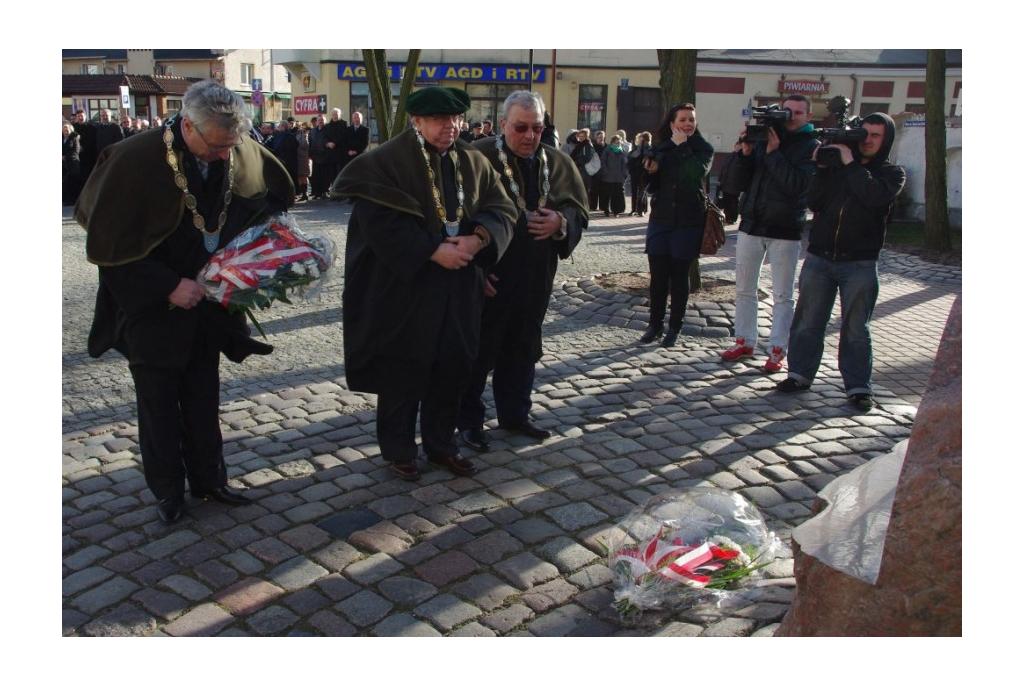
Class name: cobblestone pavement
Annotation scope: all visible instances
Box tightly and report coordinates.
[62,201,960,637]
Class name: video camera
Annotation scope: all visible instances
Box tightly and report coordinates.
[744,104,791,142]
[814,96,867,167]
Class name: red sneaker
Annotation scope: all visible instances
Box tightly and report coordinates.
[764,346,786,373]
[721,338,754,362]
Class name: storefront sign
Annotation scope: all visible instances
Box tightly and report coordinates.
[294,95,325,115]
[779,80,829,94]
[336,63,546,83]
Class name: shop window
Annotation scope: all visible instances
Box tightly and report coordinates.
[352,81,402,143]
[465,83,518,130]
[577,84,607,132]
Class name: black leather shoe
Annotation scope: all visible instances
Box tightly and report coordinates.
[661,326,680,347]
[460,427,490,451]
[638,324,664,345]
[157,495,185,523]
[191,485,253,506]
[500,419,552,441]
[388,461,422,481]
[427,453,478,477]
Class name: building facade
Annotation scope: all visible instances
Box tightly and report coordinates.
[271,49,961,145]
[270,49,961,224]
[62,50,292,123]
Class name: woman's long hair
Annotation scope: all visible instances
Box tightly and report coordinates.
[655,103,698,144]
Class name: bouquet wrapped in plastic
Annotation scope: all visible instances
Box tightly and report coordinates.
[197,213,335,336]
[604,487,783,620]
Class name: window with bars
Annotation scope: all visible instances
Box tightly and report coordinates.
[87,99,119,118]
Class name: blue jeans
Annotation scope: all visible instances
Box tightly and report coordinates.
[787,253,879,396]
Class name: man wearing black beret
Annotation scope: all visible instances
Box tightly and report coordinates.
[332,87,516,481]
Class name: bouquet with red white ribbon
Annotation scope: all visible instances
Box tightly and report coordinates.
[604,487,782,620]
[197,213,335,336]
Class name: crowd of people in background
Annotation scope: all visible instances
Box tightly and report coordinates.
[253,108,369,203]
[64,105,662,215]
[561,126,655,219]
[63,109,163,206]
[62,106,371,207]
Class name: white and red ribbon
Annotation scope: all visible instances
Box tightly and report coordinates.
[612,527,740,589]
[201,222,329,307]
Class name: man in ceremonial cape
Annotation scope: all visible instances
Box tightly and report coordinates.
[75,80,294,523]
[457,91,588,450]
[332,86,516,482]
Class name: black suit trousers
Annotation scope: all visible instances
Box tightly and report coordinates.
[129,331,226,499]
[374,303,469,464]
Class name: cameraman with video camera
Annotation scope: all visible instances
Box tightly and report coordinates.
[720,94,819,373]
[775,112,905,411]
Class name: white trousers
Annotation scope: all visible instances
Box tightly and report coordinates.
[733,231,801,351]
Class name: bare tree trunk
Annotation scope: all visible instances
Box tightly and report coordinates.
[924,49,952,252]
[393,50,422,138]
[656,49,697,105]
[656,49,704,291]
[362,49,422,143]
[362,50,392,141]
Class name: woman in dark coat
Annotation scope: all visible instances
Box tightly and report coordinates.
[599,134,629,216]
[62,122,81,206]
[568,128,597,201]
[638,103,714,348]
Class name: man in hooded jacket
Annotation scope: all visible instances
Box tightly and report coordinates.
[775,112,906,411]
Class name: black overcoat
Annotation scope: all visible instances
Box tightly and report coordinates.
[333,128,517,397]
[472,138,588,364]
[76,123,294,369]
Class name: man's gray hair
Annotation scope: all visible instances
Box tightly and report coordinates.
[181,80,251,138]
[502,90,545,119]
